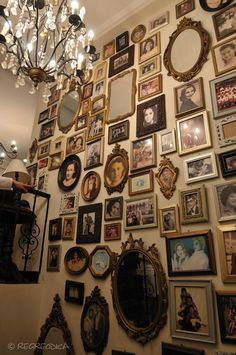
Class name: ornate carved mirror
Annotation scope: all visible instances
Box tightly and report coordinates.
[35,294,75,354]
[58,86,82,133]
[111,234,168,344]
[163,17,210,82]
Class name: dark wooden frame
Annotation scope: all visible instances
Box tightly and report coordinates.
[65,280,85,305]
[104,196,123,221]
[108,45,135,78]
[116,31,129,52]
[49,218,62,241]
[162,342,205,355]
[57,154,81,192]
[218,149,236,178]
[104,223,122,241]
[76,203,103,244]
[38,108,50,123]
[64,246,89,275]
[47,245,61,272]
[39,120,56,141]
[108,120,130,145]
[212,2,236,40]
[216,291,236,343]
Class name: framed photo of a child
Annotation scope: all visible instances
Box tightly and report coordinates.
[212,36,236,76]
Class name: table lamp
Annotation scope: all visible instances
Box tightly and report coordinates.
[2,159,30,184]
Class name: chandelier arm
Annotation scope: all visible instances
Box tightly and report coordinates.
[55,0,67,32]
[46,57,77,75]
[0,143,17,159]
[34,7,40,67]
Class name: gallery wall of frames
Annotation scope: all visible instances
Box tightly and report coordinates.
[25,0,236,354]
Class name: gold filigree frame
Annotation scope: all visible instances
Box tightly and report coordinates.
[155,156,178,199]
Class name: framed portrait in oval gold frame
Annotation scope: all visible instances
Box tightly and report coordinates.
[81,171,101,202]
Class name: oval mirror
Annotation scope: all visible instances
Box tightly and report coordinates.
[44,327,65,355]
[163,17,210,82]
[58,88,82,133]
[111,234,168,344]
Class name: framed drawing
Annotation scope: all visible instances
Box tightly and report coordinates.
[29,138,38,163]
[89,245,113,278]
[176,111,211,155]
[82,82,93,100]
[48,152,64,170]
[138,55,161,82]
[212,3,236,40]
[139,33,161,64]
[84,138,104,170]
[149,11,169,33]
[124,193,158,231]
[64,246,89,275]
[104,144,129,194]
[49,218,62,241]
[216,291,236,343]
[130,134,157,172]
[138,73,162,101]
[91,95,106,114]
[103,39,115,60]
[49,103,57,119]
[116,31,129,52]
[92,79,106,98]
[176,0,195,19]
[214,180,236,222]
[66,131,85,156]
[76,203,103,244]
[108,45,135,78]
[216,114,236,147]
[38,158,48,169]
[65,280,84,305]
[217,224,236,283]
[218,149,236,177]
[47,245,61,272]
[158,128,177,155]
[210,72,236,118]
[38,108,50,123]
[57,155,81,191]
[131,24,146,43]
[39,120,56,141]
[155,156,178,200]
[49,136,66,155]
[81,171,101,201]
[62,216,76,240]
[108,120,129,145]
[166,229,216,276]
[128,170,154,196]
[159,205,180,236]
[104,223,121,241]
[75,113,87,131]
[162,342,205,355]
[26,163,38,185]
[179,185,209,224]
[174,78,205,118]
[169,280,216,343]
[104,196,123,221]
[81,98,91,114]
[212,36,236,76]
[59,192,79,215]
[93,61,107,83]
[183,152,218,183]
[136,94,166,137]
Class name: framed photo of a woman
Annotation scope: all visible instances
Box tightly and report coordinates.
[212,36,236,76]
[104,197,123,221]
[139,33,160,64]
[58,155,81,191]
[130,134,157,172]
[216,291,236,343]
[159,205,180,236]
[82,82,93,100]
[81,171,101,202]
[136,94,166,137]
[174,78,205,118]
[214,180,236,222]
[200,0,233,12]
[217,224,236,282]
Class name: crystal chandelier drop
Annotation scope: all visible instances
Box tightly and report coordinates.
[0,0,96,101]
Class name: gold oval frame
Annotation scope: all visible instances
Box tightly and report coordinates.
[81,171,101,202]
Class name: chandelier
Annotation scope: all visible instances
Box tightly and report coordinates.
[0,0,96,101]
[0,141,17,164]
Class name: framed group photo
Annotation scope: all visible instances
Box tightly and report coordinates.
[76,203,103,244]
[183,152,218,184]
[214,180,236,222]
[138,56,161,82]
[175,0,195,19]
[179,185,208,224]
[66,132,85,156]
[149,11,169,33]
[138,74,162,101]
[86,111,105,142]
[217,224,236,283]
[108,45,135,78]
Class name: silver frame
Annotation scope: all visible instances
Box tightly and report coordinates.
[216,114,236,147]
[183,152,218,184]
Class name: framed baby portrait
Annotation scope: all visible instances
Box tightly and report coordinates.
[211,36,236,76]
[214,180,236,222]
[159,205,180,236]
[166,229,216,276]
[130,134,157,172]
[139,33,161,64]
[174,78,205,118]
[216,291,236,343]
[136,94,166,137]
[217,224,236,283]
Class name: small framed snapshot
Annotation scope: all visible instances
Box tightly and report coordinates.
[149,11,169,33]
[176,111,211,156]
[48,152,64,171]
[50,136,66,155]
[183,152,218,184]
[65,280,84,305]
[89,245,113,278]
[216,291,236,343]
[158,128,177,155]
[116,31,129,52]
[124,193,158,231]
[57,155,81,192]
[108,120,129,145]
[38,157,48,169]
[174,78,205,118]
[166,229,216,276]
[26,163,38,185]
[92,79,106,98]
[47,84,60,106]
[65,131,85,156]
[176,0,195,19]
[37,140,51,159]
[28,138,38,163]
[94,61,107,83]
[159,205,180,236]
[64,246,89,275]
[86,111,105,142]
[47,245,61,272]
[131,24,146,44]
[162,342,205,355]
[128,170,154,196]
[62,216,76,240]
[179,185,209,224]
[91,95,106,114]
[216,114,236,147]
[82,82,93,100]
[38,108,50,123]
[37,171,48,192]
[49,218,62,241]
[39,119,56,141]
[81,98,91,114]
[130,134,157,172]
[212,3,236,41]
[104,196,123,221]
[169,280,216,343]
[211,36,236,76]
[103,39,115,60]
[139,33,161,64]
[76,203,103,244]
[214,180,236,222]
[217,224,236,282]
[59,192,79,215]
[108,45,135,78]
[218,149,236,178]
[104,223,121,241]
[136,94,166,137]
[75,113,88,131]
[84,138,104,170]
[81,171,101,202]
[138,74,162,101]
[138,55,161,82]
[210,72,236,118]
[49,103,57,119]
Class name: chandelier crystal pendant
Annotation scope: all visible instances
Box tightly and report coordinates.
[0,0,96,102]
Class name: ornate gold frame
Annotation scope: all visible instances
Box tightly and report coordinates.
[155,156,178,199]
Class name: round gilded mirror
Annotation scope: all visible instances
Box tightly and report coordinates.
[163,17,210,82]
[58,88,82,133]
[111,234,168,344]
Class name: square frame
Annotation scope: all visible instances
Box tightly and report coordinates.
[218,148,236,178]
[159,205,180,236]
[216,291,236,343]
[130,134,157,172]
[214,180,236,222]
[104,196,123,221]
[59,193,79,215]
[65,280,84,305]
[84,138,104,170]
[183,152,218,184]
[179,185,208,224]
[212,3,236,41]
[108,120,129,145]
[47,245,61,271]
[176,0,195,19]
[169,280,216,343]
[158,128,177,155]
[76,203,103,244]
[139,33,161,64]
[162,342,205,355]
[217,224,236,283]
[138,74,162,101]
[211,36,236,76]
[49,218,62,241]
[49,136,66,155]
[116,31,129,52]
[216,114,236,147]
[104,223,121,241]
[108,45,135,78]
[39,120,56,141]
[62,216,76,240]
[149,11,169,33]
[128,170,154,196]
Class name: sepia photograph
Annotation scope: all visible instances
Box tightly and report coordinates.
[212,36,236,76]
[139,33,160,63]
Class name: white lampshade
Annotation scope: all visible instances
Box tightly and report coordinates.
[2,159,30,184]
